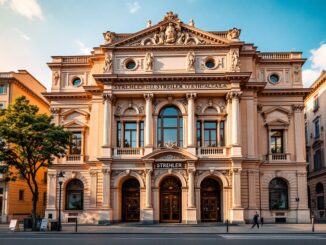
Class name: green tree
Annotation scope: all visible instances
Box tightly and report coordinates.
[0,96,71,231]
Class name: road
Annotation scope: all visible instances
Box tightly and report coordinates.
[1,233,326,245]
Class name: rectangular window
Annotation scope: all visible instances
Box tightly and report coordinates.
[124,122,137,148]
[313,97,319,112]
[314,119,320,139]
[19,190,24,201]
[270,130,283,153]
[43,192,47,206]
[219,121,225,146]
[69,132,82,155]
[139,121,144,147]
[117,121,121,147]
[0,85,6,94]
[196,120,201,147]
[314,149,323,171]
[204,121,217,147]
[43,172,48,183]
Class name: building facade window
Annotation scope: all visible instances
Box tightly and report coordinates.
[157,106,183,147]
[269,178,288,210]
[316,183,324,210]
[65,179,84,210]
[314,119,320,139]
[124,122,137,148]
[219,121,225,146]
[270,130,284,153]
[117,121,121,147]
[313,96,319,112]
[19,190,24,201]
[0,85,6,94]
[139,121,144,147]
[314,149,324,171]
[69,132,82,155]
[204,121,217,147]
[196,120,201,147]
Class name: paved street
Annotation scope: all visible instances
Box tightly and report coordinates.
[0,233,326,245]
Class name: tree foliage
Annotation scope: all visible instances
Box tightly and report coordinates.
[0,96,71,230]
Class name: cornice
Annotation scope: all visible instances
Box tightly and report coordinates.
[259,88,310,96]
[42,91,92,101]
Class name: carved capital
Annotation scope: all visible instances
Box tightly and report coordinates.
[187,169,196,175]
[292,104,305,112]
[50,107,60,114]
[103,94,116,104]
[257,104,263,112]
[90,170,98,177]
[186,93,197,100]
[145,169,153,175]
[226,91,242,101]
[231,168,242,174]
[144,93,154,101]
[102,168,111,174]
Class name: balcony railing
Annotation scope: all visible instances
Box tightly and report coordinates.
[261,52,302,60]
[197,147,226,158]
[266,153,290,161]
[65,154,86,163]
[114,148,144,158]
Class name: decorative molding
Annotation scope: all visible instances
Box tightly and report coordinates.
[292,104,304,112]
[144,93,154,101]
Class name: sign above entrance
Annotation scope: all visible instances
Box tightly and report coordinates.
[155,162,185,169]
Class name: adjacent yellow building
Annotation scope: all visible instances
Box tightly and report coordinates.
[0,70,49,222]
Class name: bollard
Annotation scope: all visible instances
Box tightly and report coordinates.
[226,219,229,233]
[75,219,78,233]
[312,215,314,232]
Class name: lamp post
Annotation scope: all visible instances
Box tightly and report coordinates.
[57,171,65,231]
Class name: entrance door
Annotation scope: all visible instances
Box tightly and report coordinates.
[201,178,221,222]
[122,178,140,222]
[160,177,181,223]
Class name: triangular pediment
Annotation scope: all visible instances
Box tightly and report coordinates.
[103,12,239,48]
[142,148,198,161]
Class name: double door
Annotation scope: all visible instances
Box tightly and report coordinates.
[160,193,181,222]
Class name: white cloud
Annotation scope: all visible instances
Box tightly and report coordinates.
[302,43,326,87]
[127,1,140,14]
[75,40,92,55]
[13,28,30,41]
[0,0,44,20]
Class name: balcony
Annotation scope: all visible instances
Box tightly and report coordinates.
[266,153,290,162]
[113,148,144,158]
[197,147,227,158]
[65,154,86,163]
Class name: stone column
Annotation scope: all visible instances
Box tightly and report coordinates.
[145,169,153,208]
[246,97,255,158]
[90,170,98,208]
[188,169,195,208]
[186,93,197,148]
[292,104,305,162]
[102,94,114,158]
[47,173,57,209]
[144,94,153,154]
[50,108,60,126]
[102,167,111,208]
[232,168,242,208]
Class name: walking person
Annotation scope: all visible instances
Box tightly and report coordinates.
[251,211,260,229]
[260,216,264,227]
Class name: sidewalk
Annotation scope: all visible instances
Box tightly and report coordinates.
[0,223,325,234]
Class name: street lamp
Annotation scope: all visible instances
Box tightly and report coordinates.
[57,171,65,231]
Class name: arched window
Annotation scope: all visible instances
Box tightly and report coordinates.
[269,178,288,210]
[157,106,183,147]
[65,179,84,210]
[316,182,324,210]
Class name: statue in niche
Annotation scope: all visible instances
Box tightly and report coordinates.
[103,53,113,73]
[53,71,60,85]
[231,50,240,71]
[187,51,196,70]
[145,52,153,71]
[165,23,177,44]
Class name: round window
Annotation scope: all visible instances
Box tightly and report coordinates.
[125,60,136,70]
[205,59,215,69]
[269,74,280,84]
[72,77,82,87]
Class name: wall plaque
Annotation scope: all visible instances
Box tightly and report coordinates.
[155,162,185,169]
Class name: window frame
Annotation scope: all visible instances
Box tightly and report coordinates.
[269,178,289,210]
[270,129,284,154]
[65,179,84,211]
[68,131,82,155]
[123,122,137,148]
[203,121,217,147]
[0,84,6,94]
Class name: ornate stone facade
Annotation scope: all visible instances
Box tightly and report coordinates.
[43,12,310,224]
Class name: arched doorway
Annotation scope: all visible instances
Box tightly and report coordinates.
[122,178,140,222]
[160,176,182,223]
[201,178,221,222]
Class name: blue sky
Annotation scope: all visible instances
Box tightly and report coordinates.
[0,0,325,90]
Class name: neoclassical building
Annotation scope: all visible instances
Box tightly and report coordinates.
[44,12,310,224]
[305,71,326,221]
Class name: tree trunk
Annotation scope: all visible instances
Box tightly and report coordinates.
[32,190,39,231]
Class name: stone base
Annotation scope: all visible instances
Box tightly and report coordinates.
[230,146,242,157]
[101,146,112,158]
[186,207,198,224]
[142,208,154,224]
[297,209,311,223]
[230,208,245,224]
[98,208,113,224]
